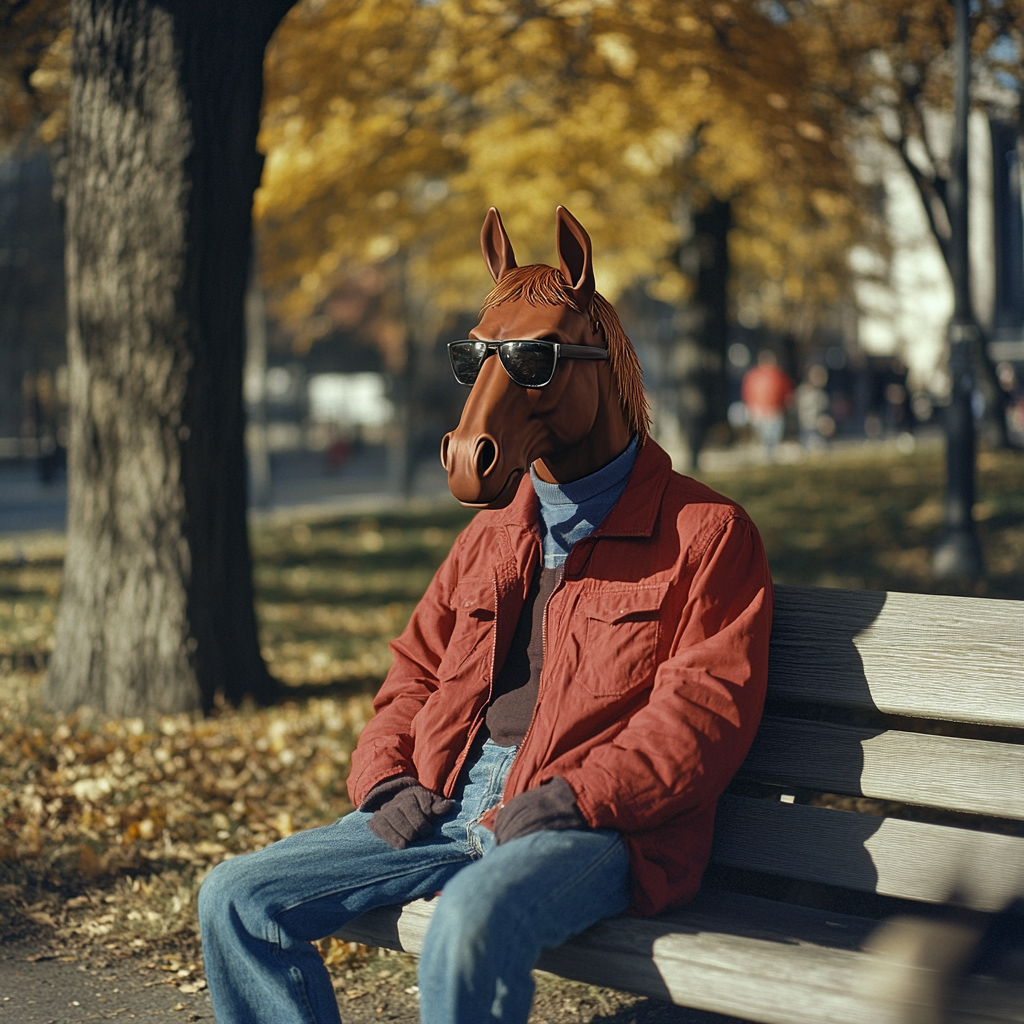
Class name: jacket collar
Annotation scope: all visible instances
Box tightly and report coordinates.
[490,438,672,539]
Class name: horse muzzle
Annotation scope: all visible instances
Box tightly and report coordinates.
[440,431,525,509]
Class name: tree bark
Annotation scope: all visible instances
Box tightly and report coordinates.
[46,0,296,716]
[673,197,732,467]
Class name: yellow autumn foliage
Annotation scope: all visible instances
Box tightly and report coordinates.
[0,0,68,145]
[9,0,1018,349]
[256,0,865,339]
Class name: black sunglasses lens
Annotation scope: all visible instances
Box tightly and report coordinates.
[499,342,556,387]
[449,341,490,385]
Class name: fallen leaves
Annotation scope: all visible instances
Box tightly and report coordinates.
[0,677,376,956]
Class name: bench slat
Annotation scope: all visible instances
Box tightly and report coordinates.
[335,890,1024,1024]
[712,796,1024,912]
[740,716,1024,819]
[770,586,1024,728]
[336,892,883,1024]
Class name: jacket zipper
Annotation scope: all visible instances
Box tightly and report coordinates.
[496,563,565,810]
[443,575,501,798]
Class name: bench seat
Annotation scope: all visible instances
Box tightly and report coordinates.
[340,889,886,1024]
[336,584,1024,1022]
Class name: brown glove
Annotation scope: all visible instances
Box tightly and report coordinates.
[360,775,418,811]
[363,778,455,850]
[494,777,588,846]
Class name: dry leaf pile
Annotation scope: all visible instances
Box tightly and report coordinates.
[0,508,476,965]
[0,674,374,959]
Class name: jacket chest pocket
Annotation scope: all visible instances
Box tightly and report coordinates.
[437,577,495,682]
[575,585,667,697]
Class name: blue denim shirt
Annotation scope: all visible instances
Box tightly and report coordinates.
[529,436,639,568]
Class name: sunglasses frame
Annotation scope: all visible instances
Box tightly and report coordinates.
[447,339,609,389]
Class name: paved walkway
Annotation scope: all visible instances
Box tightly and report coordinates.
[0,449,455,539]
[0,941,212,1023]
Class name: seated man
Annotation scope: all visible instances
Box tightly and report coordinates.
[199,208,772,1024]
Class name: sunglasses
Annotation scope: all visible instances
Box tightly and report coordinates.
[447,339,609,389]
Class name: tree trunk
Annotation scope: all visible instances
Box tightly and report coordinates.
[673,197,732,467]
[244,251,272,509]
[46,0,296,716]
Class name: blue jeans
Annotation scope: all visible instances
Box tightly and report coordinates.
[199,739,630,1024]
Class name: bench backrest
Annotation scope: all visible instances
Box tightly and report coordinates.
[713,584,1024,913]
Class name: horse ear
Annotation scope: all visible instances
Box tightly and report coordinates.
[480,208,517,282]
[555,206,595,309]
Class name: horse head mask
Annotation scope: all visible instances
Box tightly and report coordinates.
[440,206,649,509]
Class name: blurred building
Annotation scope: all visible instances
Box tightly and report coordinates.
[307,372,393,445]
[852,107,1024,397]
[246,262,472,498]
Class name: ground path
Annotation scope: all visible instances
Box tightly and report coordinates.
[0,939,212,1023]
[1,935,735,1024]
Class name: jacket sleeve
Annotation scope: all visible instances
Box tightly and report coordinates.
[561,514,772,834]
[346,541,461,807]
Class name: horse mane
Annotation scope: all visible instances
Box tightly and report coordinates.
[480,265,651,444]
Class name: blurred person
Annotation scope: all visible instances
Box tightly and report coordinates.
[881,360,910,437]
[883,381,908,435]
[796,365,830,449]
[28,370,65,484]
[325,435,353,471]
[741,350,793,455]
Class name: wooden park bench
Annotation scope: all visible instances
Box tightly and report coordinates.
[337,584,1024,1023]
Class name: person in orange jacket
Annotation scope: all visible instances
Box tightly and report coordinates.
[742,350,794,455]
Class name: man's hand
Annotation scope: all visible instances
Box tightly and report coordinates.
[494,777,587,845]
[364,779,454,850]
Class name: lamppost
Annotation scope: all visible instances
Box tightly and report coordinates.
[933,0,984,579]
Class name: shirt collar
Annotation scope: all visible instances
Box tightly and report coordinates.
[494,438,672,539]
[529,436,639,508]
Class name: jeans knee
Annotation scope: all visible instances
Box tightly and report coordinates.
[198,861,226,923]
[199,857,252,932]
[420,874,536,1024]
[429,870,513,964]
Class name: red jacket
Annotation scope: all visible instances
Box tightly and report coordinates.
[348,440,772,916]
[741,364,794,416]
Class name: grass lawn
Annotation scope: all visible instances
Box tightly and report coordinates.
[0,443,1021,1008]
[247,443,1023,692]
[708,446,1024,600]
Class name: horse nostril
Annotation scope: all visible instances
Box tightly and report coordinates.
[476,437,498,478]
[440,434,452,471]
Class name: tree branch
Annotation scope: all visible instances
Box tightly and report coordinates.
[891,132,952,272]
